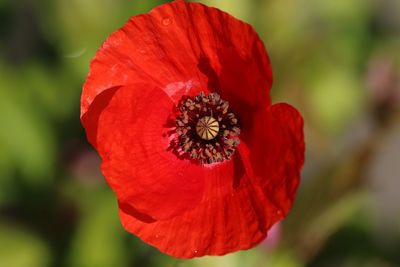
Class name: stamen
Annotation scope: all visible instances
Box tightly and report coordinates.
[175,92,241,164]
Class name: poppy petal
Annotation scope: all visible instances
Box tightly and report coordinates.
[247,103,305,214]
[82,83,205,220]
[118,147,283,258]
[81,0,272,119]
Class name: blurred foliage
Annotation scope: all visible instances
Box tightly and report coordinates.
[1,0,400,267]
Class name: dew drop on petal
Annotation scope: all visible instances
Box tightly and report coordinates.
[194,250,198,254]
[162,17,172,26]
[276,209,283,216]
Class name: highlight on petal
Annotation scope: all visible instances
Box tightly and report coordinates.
[82,83,205,220]
[81,0,272,119]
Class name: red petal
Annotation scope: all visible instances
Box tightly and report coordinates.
[80,0,303,258]
[82,84,205,220]
[246,103,305,214]
[81,1,272,119]
[119,151,282,258]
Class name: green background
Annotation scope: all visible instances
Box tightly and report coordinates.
[1,0,400,266]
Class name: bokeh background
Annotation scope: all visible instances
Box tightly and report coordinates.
[1,0,400,266]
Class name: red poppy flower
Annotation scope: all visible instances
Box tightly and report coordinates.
[81,0,304,259]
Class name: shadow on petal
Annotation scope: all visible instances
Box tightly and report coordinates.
[81,86,120,148]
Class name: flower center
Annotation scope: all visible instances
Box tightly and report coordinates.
[196,116,219,140]
[175,92,240,164]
